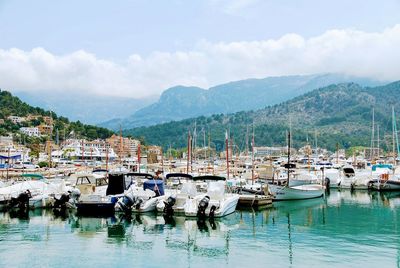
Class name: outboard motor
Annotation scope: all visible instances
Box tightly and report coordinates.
[115,195,134,213]
[9,190,32,211]
[209,205,217,218]
[54,193,70,209]
[134,198,144,210]
[70,188,81,201]
[197,196,210,218]
[116,192,136,213]
[163,196,176,215]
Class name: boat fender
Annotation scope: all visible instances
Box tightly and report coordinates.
[197,196,210,218]
[209,205,216,218]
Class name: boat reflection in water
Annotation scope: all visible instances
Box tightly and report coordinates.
[0,190,400,267]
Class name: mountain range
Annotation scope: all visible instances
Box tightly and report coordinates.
[13,91,154,125]
[101,73,387,130]
[123,81,400,152]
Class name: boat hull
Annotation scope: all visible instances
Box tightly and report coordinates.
[76,202,115,215]
[270,184,324,201]
[237,194,273,208]
[369,180,400,191]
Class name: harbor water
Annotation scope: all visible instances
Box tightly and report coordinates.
[0,190,399,268]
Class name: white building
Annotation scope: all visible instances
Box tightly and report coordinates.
[7,116,26,124]
[20,127,40,137]
[52,138,118,161]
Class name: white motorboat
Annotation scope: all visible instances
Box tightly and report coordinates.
[156,173,197,215]
[183,176,239,218]
[0,174,70,210]
[269,183,324,201]
[71,173,126,214]
[115,173,165,213]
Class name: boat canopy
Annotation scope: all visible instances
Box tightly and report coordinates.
[372,164,393,171]
[0,155,21,160]
[126,172,154,179]
[21,174,44,180]
[192,175,226,181]
[143,180,164,196]
[93,169,108,173]
[106,173,126,196]
[166,173,193,180]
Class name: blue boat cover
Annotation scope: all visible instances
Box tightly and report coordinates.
[372,164,393,171]
[143,180,164,196]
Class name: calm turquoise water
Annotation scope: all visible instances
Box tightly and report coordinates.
[0,190,399,268]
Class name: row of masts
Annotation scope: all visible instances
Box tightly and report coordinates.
[370,106,400,163]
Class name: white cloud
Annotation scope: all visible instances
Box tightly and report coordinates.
[1,25,400,98]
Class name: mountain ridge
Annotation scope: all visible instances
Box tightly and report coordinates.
[101,73,387,130]
[123,81,400,151]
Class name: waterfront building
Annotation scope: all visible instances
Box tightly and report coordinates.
[106,134,140,158]
[52,138,117,161]
[253,146,289,157]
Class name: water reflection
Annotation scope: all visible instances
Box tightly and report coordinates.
[0,190,399,267]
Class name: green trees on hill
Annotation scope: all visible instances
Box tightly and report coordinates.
[124,82,400,153]
[0,90,114,141]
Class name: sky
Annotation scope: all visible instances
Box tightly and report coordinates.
[0,0,399,99]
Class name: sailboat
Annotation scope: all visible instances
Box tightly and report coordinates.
[369,106,400,191]
[269,131,325,201]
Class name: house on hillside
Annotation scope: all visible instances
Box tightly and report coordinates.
[20,127,40,137]
[7,116,26,124]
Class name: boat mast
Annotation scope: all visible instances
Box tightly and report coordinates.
[187,130,191,174]
[251,124,255,185]
[119,125,123,165]
[336,142,339,165]
[371,108,375,161]
[246,125,249,156]
[137,143,141,172]
[105,142,109,177]
[377,124,380,160]
[225,130,230,180]
[203,128,206,160]
[393,106,396,165]
[287,130,291,186]
[392,106,400,167]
